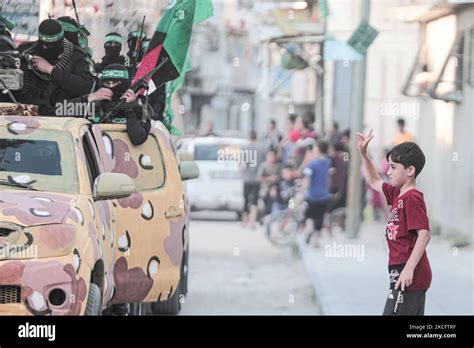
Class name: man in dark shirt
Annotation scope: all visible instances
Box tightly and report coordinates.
[95,32,126,73]
[17,19,95,115]
[72,64,151,146]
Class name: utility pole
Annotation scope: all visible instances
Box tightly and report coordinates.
[317,19,327,133]
[346,0,371,238]
[314,2,327,134]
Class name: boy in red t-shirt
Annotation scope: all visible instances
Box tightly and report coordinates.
[356,130,432,315]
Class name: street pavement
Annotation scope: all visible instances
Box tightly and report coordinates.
[298,221,473,315]
[180,211,321,315]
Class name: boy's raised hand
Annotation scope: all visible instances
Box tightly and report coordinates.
[356,129,374,156]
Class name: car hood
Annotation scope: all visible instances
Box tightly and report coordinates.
[0,190,78,227]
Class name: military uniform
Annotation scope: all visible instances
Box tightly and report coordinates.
[95,32,126,73]
[71,64,152,146]
[14,19,95,115]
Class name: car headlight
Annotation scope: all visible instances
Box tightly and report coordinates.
[0,224,77,260]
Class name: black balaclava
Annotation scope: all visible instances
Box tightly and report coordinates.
[0,16,16,51]
[37,19,64,62]
[100,64,131,102]
[127,31,146,53]
[57,16,80,46]
[104,32,123,59]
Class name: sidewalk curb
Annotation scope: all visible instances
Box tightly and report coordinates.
[297,237,329,315]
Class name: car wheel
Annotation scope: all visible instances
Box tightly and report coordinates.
[129,302,142,316]
[150,278,183,315]
[85,283,102,316]
[182,245,189,295]
[150,249,186,315]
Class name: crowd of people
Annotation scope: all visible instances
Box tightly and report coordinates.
[0,15,164,145]
[239,113,349,246]
[239,113,415,247]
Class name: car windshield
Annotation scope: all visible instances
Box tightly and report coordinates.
[0,128,79,193]
[194,143,242,161]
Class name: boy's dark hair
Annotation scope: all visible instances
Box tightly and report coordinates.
[317,140,329,155]
[397,118,405,127]
[288,114,297,123]
[332,121,339,130]
[386,142,425,178]
[342,129,350,138]
[269,119,276,127]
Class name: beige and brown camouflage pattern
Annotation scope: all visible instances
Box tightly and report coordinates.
[0,112,188,315]
[0,103,39,117]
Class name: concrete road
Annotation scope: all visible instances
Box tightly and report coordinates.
[180,211,321,315]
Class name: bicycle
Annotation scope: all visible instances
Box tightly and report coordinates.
[265,184,307,247]
[265,186,348,247]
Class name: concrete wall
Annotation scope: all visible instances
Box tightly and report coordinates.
[326,0,421,155]
[416,5,474,242]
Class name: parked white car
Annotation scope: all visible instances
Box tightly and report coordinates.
[177,136,250,218]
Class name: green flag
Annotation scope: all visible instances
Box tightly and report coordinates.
[134,0,214,134]
[164,55,192,136]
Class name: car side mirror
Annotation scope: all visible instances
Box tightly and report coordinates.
[94,173,135,200]
[179,161,199,181]
[177,149,193,161]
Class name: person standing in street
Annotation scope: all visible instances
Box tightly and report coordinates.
[357,130,432,315]
[241,130,263,229]
[257,148,282,217]
[325,120,343,147]
[262,119,282,154]
[393,118,415,145]
[302,141,332,247]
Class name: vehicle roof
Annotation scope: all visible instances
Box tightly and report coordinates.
[0,116,90,136]
[0,116,174,145]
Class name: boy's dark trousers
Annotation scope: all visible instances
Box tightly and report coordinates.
[382,288,427,315]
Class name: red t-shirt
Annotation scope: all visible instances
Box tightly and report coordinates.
[382,182,432,291]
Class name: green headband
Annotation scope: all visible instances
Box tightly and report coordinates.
[131,31,146,38]
[39,29,64,43]
[59,20,79,33]
[80,25,90,36]
[105,35,123,44]
[101,69,129,80]
[0,16,15,31]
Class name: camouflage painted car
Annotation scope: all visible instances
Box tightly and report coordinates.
[0,109,198,315]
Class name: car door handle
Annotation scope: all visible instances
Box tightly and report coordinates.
[165,208,184,219]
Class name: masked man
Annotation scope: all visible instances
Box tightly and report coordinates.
[0,15,16,51]
[95,32,126,73]
[17,19,95,115]
[125,30,146,79]
[72,64,152,145]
